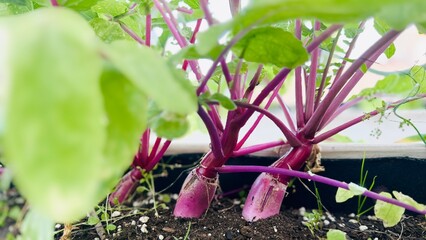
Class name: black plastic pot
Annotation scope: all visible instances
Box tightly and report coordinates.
[154,149,426,214]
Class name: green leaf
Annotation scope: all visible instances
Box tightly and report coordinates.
[59,0,98,10]
[356,66,426,97]
[384,43,395,59]
[335,187,355,203]
[19,209,54,240]
[2,8,105,222]
[87,216,100,225]
[210,93,237,110]
[89,18,127,43]
[106,224,116,231]
[102,40,197,114]
[91,0,128,17]
[392,191,426,212]
[231,0,426,33]
[348,182,366,195]
[326,229,347,240]
[232,27,308,68]
[148,104,190,139]
[184,0,200,9]
[397,134,426,143]
[0,0,32,16]
[374,192,405,227]
[98,65,147,195]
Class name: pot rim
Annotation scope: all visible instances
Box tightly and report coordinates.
[165,142,426,160]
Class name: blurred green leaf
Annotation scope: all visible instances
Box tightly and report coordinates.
[397,134,426,143]
[357,66,426,97]
[98,65,147,195]
[103,40,197,114]
[19,209,54,240]
[3,8,105,222]
[232,27,308,68]
[148,103,190,139]
[233,0,426,33]
[326,229,347,240]
[89,18,127,42]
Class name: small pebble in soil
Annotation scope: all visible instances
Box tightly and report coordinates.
[208,233,212,237]
[323,220,330,226]
[338,223,345,228]
[368,215,378,221]
[139,216,150,223]
[348,213,356,218]
[359,225,368,231]
[326,212,336,222]
[55,224,61,229]
[141,224,148,233]
[273,226,278,233]
[131,220,136,226]
[162,227,176,233]
[158,234,164,240]
[349,219,358,224]
[298,207,306,216]
[111,211,121,217]
[133,201,144,207]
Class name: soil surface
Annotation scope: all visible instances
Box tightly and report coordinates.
[57,195,425,240]
[1,187,426,240]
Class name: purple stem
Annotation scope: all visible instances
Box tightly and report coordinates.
[232,140,286,157]
[140,130,150,164]
[216,165,426,215]
[119,22,145,45]
[198,104,225,160]
[236,77,286,149]
[176,7,193,14]
[147,137,162,161]
[146,14,152,47]
[196,26,254,96]
[304,21,321,121]
[315,29,342,109]
[318,97,362,131]
[303,30,401,138]
[276,93,296,133]
[234,101,302,146]
[333,21,366,83]
[295,65,305,128]
[200,0,214,25]
[312,94,426,143]
[229,0,240,17]
[50,0,58,6]
[199,0,234,96]
[231,59,244,99]
[153,0,203,80]
[236,25,342,128]
[243,65,263,100]
[295,20,305,128]
[316,32,399,132]
[145,140,171,171]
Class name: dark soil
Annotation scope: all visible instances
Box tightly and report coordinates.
[1,187,426,239]
[53,194,425,240]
